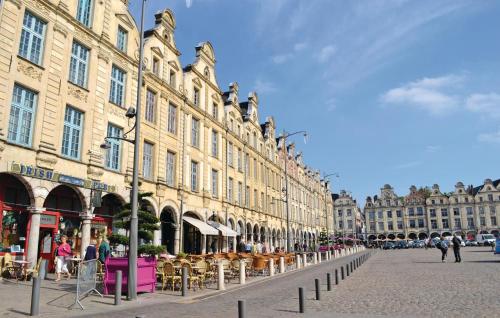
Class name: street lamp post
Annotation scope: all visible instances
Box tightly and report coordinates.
[281,130,307,252]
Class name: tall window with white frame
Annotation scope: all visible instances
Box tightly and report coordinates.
[167,103,177,134]
[19,11,47,65]
[61,106,84,159]
[227,177,233,202]
[69,41,89,88]
[211,130,218,157]
[193,87,200,106]
[8,84,37,147]
[116,26,128,53]
[238,182,242,205]
[142,142,153,180]
[212,103,218,120]
[105,124,122,171]
[166,151,175,187]
[152,57,160,76]
[76,0,93,27]
[237,148,242,171]
[191,161,199,192]
[169,70,176,88]
[110,65,126,106]
[191,117,199,147]
[227,142,233,167]
[145,89,156,123]
[211,169,218,198]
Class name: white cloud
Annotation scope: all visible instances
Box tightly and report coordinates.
[315,45,336,63]
[294,42,308,52]
[381,75,463,116]
[425,145,441,153]
[478,128,500,144]
[186,0,193,8]
[326,98,337,112]
[465,93,500,118]
[254,79,277,94]
[395,161,422,169]
[272,54,293,64]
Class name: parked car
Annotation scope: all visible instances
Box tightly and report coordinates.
[407,241,415,248]
[465,240,479,246]
[476,234,496,246]
[382,242,395,250]
[394,241,409,249]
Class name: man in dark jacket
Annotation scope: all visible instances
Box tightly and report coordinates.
[452,234,462,263]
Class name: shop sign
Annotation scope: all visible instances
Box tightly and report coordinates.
[40,214,57,225]
[9,162,116,193]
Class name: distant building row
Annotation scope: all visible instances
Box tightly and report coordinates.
[363,179,500,241]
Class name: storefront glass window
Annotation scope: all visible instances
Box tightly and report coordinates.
[0,210,28,252]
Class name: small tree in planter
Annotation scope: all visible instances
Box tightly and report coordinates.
[109,192,165,256]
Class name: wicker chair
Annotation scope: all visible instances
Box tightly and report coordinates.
[25,257,43,281]
[2,253,16,278]
[156,259,165,282]
[194,260,207,289]
[162,262,181,291]
[95,260,105,282]
[181,262,200,291]
[251,256,268,276]
[204,260,216,286]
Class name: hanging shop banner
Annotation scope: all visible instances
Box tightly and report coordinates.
[9,162,116,192]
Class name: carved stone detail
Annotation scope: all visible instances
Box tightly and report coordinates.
[24,0,50,17]
[36,152,58,170]
[75,29,93,46]
[68,85,88,102]
[53,23,68,38]
[87,165,104,180]
[17,60,42,81]
[6,0,22,9]
[57,1,69,12]
[98,49,111,64]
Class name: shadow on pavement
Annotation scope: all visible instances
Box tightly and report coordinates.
[465,250,496,253]
[275,309,299,314]
[465,260,500,263]
[7,309,30,316]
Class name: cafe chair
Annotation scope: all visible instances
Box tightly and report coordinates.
[25,257,43,281]
[162,262,181,291]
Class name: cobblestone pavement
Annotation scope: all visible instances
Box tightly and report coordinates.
[84,247,499,318]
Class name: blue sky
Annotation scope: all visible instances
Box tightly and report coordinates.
[130,0,500,204]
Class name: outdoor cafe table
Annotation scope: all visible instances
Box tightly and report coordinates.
[12,260,31,281]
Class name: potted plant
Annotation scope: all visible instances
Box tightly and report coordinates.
[104,192,165,295]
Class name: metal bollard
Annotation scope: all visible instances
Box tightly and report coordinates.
[238,300,246,318]
[315,279,320,300]
[269,258,275,276]
[279,256,285,273]
[239,260,246,284]
[335,268,339,285]
[217,261,225,290]
[341,266,345,280]
[327,273,331,291]
[182,267,188,296]
[346,264,350,277]
[30,276,41,316]
[350,261,353,273]
[299,287,305,313]
[115,270,122,305]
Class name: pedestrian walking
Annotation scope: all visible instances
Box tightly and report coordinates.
[97,236,111,264]
[452,234,462,263]
[55,235,72,281]
[238,239,246,252]
[435,236,449,262]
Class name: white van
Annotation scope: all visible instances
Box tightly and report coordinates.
[476,234,495,246]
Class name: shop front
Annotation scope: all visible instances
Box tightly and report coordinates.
[0,173,31,260]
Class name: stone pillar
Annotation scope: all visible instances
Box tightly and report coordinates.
[202,235,207,254]
[174,224,180,254]
[302,253,307,267]
[295,254,301,269]
[80,215,93,259]
[279,256,285,273]
[27,207,45,267]
[153,225,161,246]
[239,259,246,284]
[269,258,275,276]
[313,252,318,264]
[217,260,225,290]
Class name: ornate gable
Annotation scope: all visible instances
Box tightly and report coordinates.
[115,13,135,29]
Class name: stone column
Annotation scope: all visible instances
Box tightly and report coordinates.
[27,207,45,267]
[80,215,93,259]
[174,224,180,254]
[153,224,161,247]
[202,235,207,254]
